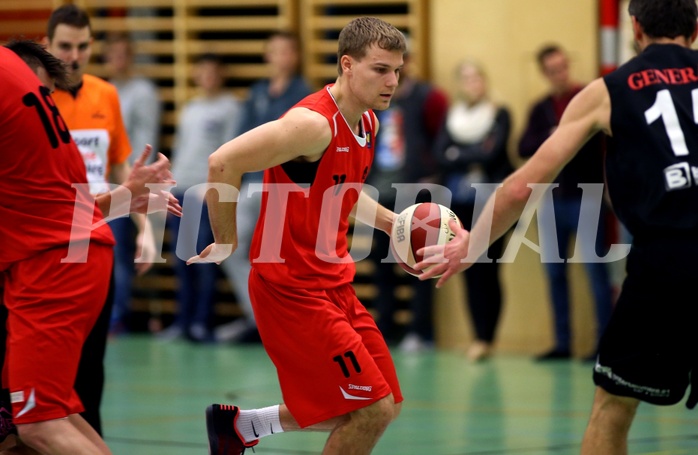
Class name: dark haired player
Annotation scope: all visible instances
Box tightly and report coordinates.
[416,1,698,453]
[1,40,178,455]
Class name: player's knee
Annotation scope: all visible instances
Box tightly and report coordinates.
[371,395,399,428]
[352,395,395,430]
[391,401,402,422]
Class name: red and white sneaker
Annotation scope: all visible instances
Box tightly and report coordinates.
[206,404,259,455]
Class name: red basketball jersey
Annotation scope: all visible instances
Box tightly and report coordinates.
[0,48,114,269]
[250,85,375,289]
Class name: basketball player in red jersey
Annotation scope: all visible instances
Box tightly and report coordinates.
[0,41,178,455]
[416,1,698,454]
[188,17,406,455]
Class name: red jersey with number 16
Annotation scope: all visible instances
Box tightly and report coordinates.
[250,85,375,289]
[0,48,114,270]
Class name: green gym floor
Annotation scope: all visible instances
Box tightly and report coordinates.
[101,335,698,455]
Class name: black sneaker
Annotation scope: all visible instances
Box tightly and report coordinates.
[0,389,17,443]
[206,404,258,455]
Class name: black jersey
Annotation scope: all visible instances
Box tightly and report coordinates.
[604,44,698,239]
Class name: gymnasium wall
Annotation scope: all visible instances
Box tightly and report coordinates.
[431,0,599,141]
[428,0,605,356]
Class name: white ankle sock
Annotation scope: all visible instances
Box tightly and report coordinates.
[237,405,283,443]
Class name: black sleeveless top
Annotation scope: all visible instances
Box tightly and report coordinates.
[604,44,698,239]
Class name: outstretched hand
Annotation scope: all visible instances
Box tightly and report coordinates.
[414,219,471,288]
[187,242,235,265]
[126,145,182,216]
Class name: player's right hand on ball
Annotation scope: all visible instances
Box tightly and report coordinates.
[187,242,235,265]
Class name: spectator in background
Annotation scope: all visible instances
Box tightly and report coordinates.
[215,31,312,344]
[366,51,448,352]
[103,32,163,334]
[160,53,242,342]
[433,59,513,362]
[518,44,613,361]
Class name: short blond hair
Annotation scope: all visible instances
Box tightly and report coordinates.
[337,17,406,75]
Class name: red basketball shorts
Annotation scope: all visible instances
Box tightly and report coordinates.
[249,269,403,428]
[2,243,112,424]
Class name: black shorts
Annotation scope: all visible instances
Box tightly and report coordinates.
[593,239,698,406]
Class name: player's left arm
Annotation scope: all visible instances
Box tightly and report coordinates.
[111,159,160,274]
[351,190,396,234]
[416,78,611,287]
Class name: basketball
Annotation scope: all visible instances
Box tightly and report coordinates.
[390,202,461,277]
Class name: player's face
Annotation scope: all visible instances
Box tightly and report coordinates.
[348,45,403,111]
[46,24,92,86]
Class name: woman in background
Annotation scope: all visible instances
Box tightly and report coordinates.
[434,60,513,361]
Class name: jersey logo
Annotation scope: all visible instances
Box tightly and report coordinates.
[339,386,372,401]
[336,146,350,153]
[16,388,36,418]
[664,162,698,191]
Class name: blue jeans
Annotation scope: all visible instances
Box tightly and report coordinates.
[538,197,614,351]
[168,193,217,332]
[108,217,136,329]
